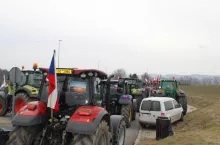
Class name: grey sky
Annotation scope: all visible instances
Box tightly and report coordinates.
[0,0,220,75]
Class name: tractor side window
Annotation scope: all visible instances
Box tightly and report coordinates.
[94,78,101,103]
[20,72,27,86]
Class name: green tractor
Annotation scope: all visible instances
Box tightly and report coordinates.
[155,79,188,115]
[117,78,146,113]
[130,79,147,112]
[0,64,47,116]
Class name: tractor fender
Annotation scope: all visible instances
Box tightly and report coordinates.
[110,115,125,139]
[119,95,132,105]
[177,92,186,97]
[15,87,31,96]
[66,106,110,135]
[155,90,165,97]
[15,87,38,98]
[11,101,48,126]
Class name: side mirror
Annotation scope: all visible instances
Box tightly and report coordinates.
[96,84,100,93]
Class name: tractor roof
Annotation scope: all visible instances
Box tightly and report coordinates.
[100,79,118,84]
[41,68,107,79]
[160,79,177,82]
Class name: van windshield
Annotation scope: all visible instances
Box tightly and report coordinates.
[141,100,161,111]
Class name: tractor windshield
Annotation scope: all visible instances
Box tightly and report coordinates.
[40,76,90,106]
[19,71,43,88]
[100,82,118,97]
[161,81,177,90]
[28,73,43,88]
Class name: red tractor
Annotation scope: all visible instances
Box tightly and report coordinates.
[4,68,126,145]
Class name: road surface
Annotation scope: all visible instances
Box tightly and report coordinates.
[0,113,141,145]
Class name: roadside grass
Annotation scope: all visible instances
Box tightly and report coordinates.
[157,85,220,145]
[139,85,220,145]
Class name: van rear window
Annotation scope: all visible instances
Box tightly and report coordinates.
[141,100,161,111]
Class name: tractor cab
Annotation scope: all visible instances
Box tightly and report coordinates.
[158,80,178,98]
[40,68,107,113]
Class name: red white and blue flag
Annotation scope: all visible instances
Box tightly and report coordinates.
[47,51,59,112]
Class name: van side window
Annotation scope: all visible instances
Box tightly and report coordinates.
[164,101,174,111]
[173,100,179,108]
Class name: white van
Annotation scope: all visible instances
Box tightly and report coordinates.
[139,97,184,127]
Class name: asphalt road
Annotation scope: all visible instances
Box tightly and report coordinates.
[125,113,140,145]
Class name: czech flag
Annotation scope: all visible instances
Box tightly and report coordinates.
[47,50,59,112]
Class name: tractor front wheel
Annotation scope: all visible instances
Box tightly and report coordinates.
[121,105,132,128]
[13,93,37,114]
[6,125,43,145]
[71,120,110,145]
[0,97,7,116]
[136,95,143,112]
[178,96,187,115]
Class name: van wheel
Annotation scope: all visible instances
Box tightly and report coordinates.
[139,123,146,128]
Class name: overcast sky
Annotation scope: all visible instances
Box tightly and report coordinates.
[0,0,220,75]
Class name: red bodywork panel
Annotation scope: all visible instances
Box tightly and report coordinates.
[70,106,105,123]
[18,101,47,116]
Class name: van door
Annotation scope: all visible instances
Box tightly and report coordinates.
[140,100,152,123]
[164,101,175,123]
[150,101,162,123]
[173,100,182,121]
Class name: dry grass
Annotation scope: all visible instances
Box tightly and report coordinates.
[140,85,220,145]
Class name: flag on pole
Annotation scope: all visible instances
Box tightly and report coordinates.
[172,76,175,80]
[117,76,119,80]
[47,50,59,112]
[145,78,148,82]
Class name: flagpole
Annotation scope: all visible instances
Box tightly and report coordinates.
[51,50,56,124]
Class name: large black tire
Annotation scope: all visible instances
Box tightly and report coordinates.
[132,100,137,121]
[121,105,132,128]
[13,92,37,115]
[112,118,126,145]
[0,96,8,116]
[178,96,187,115]
[136,95,143,112]
[70,120,110,145]
[6,125,43,145]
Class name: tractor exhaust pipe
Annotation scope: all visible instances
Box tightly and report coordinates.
[106,74,114,112]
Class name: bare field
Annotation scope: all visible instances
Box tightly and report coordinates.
[139,85,220,145]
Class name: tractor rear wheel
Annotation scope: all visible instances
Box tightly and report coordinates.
[71,120,110,145]
[136,95,143,112]
[121,105,132,128]
[0,97,7,116]
[13,93,37,114]
[6,125,43,145]
[132,100,137,121]
[178,96,187,115]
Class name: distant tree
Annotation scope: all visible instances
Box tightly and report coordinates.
[112,68,127,79]
[140,72,151,82]
[130,73,139,79]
